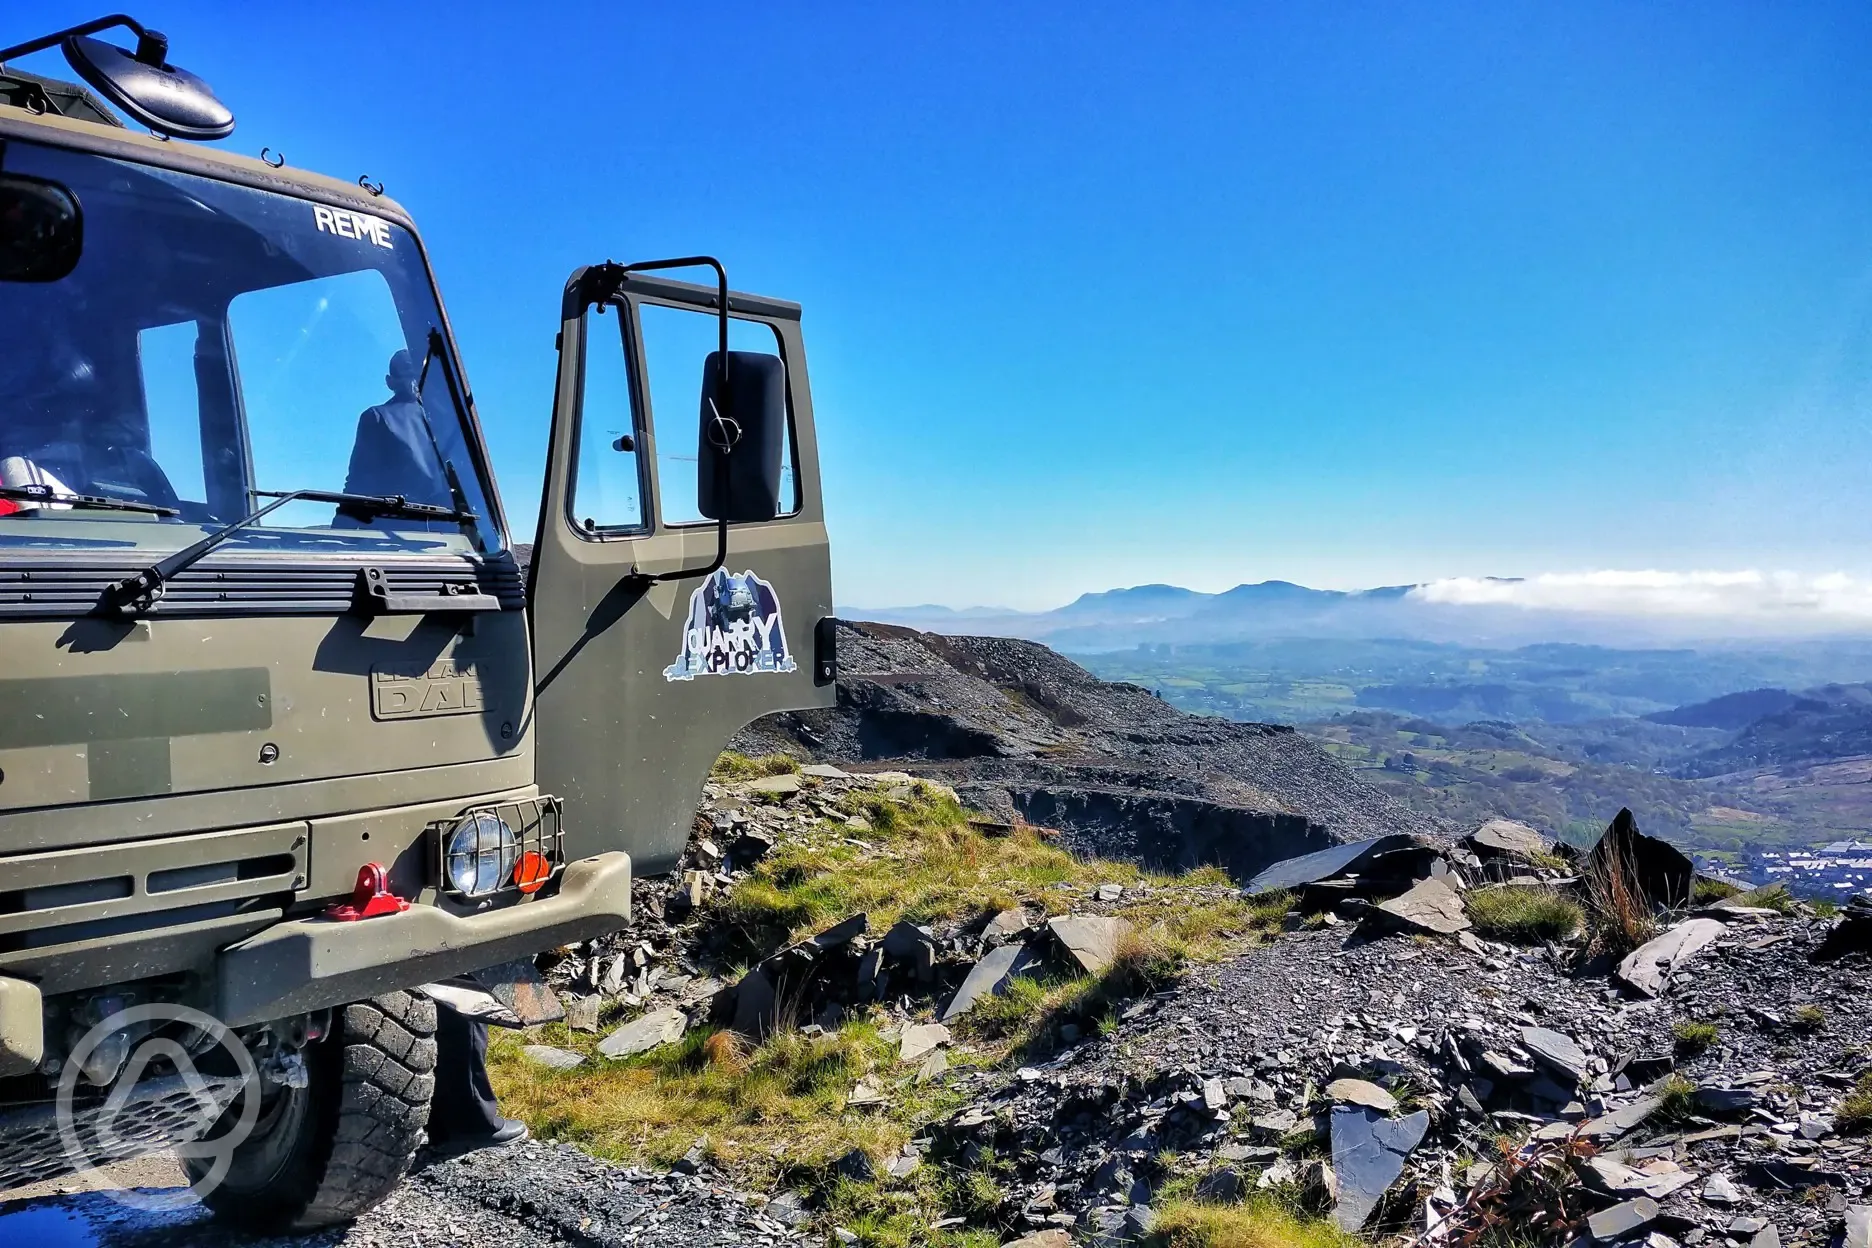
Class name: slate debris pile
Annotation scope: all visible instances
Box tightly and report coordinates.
[898,814,1872,1248]
[518,760,1872,1248]
[532,765,1185,1069]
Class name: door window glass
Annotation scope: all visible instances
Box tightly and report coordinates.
[570,308,646,532]
[635,303,798,525]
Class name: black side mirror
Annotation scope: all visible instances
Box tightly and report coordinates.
[0,18,234,141]
[697,350,787,524]
[0,175,83,282]
[63,33,233,140]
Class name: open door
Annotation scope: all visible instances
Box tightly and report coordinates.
[529,262,836,876]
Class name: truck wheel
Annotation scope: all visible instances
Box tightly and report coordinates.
[189,991,437,1230]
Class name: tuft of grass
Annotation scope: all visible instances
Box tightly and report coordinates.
[1466,886,1584,944]
[1840,1073,1872,1135]
[1693,877,1743,904]
[953,926,1185,1056]
[1735,883,1798,915]
[1152,1195,1361,1248]
[1672,1019,1720,1055]
[1813,899,1840,919]
[488,1016,959,1186]
[712,750,802,781]
[1656,1074,1698,1122]
[1583,824,1660,956]
[1790,1004,1826,1033]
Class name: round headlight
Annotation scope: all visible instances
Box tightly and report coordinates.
[445,812,518,897]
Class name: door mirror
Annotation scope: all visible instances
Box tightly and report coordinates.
[697,350,787,524]
[0,175,82,282]
[62,33,234,140]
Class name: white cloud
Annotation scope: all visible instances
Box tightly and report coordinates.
[1410,569,1872,624]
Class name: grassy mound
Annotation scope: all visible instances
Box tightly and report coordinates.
[1465,885,1583,944]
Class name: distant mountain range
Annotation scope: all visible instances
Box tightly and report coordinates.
[1669,683,1872,777]
[846,577,1749,651]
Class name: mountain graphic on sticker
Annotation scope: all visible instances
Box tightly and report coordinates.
[664,568,797,681]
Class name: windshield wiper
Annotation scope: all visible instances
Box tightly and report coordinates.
[413,327,484,551]
[0,485,178,516]
[101,488,475,615]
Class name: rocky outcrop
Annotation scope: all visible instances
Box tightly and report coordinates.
[735,621,1445,878]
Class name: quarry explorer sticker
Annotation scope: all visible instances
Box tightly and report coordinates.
[664,568,797,681]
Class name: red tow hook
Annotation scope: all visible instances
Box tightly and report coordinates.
[323,863,412,922]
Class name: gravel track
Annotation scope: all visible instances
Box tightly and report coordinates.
[0,1140,797,1248]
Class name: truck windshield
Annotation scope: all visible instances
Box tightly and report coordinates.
[0,140,500,556]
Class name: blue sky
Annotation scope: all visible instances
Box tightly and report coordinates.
[18,2,1872,610]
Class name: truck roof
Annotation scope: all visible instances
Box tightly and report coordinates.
[0,73,416,228]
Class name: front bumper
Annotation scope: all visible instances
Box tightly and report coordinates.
[215,851,631,1026]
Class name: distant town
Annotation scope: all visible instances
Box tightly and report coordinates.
[1748,841,1872,898]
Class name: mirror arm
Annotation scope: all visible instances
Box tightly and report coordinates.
[0,15,165,67]
[589,256,742,591]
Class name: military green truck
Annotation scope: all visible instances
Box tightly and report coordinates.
[0,14,835,1227]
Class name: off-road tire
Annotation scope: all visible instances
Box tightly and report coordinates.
[189,991,437,1230]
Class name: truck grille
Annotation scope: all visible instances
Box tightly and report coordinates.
[0,823,305,960]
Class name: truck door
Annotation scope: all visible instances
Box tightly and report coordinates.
[529,262,835,875]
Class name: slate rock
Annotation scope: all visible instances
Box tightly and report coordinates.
[765,1193,809,1227]
[900,1022,951,1063]
[746,772,803,796]
[941,942,1040,1022]
[809,912,869,951]
[1195,1167,1244,1202]
[1616,918,1725,997]
[834,1147,875,1182]
[1580,1095,1664,1140]
[731,969,777,1036]
[1469,819,1553,860]
[984,908,1031,944]
[1695,1085,1761,1116]
[1747,1227,1781,1248]
[598,1007,687,1059]
[882,920,938,980]
[1326,1077,1398,1112]
[519,1044,586,1071]
[1588,808,1692,909]
[1003,1233,1072,1248]
[1587,1197,1661,1241]
[1329,1105,1429,1231]
[563,994,603,1034]
[801,763,849,779]
[1520,1026,1591,1084]
[1842,1207,1870,1248]
[1372,876,1470,936]
[1243,834,1419,896]
[1048,914,1133,975]
[1248,1109,1299,1139]
[1701,1174,1742,1205]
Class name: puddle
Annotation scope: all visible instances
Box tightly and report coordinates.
[0,1201,103,1246]
[0,1191,220,1247]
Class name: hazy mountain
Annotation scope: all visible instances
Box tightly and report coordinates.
[1679,683,1872,777]
[1645,688,1807,730]
[841,576,1761,651]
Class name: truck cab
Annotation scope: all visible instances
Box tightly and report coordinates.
[0,16,833,1226]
